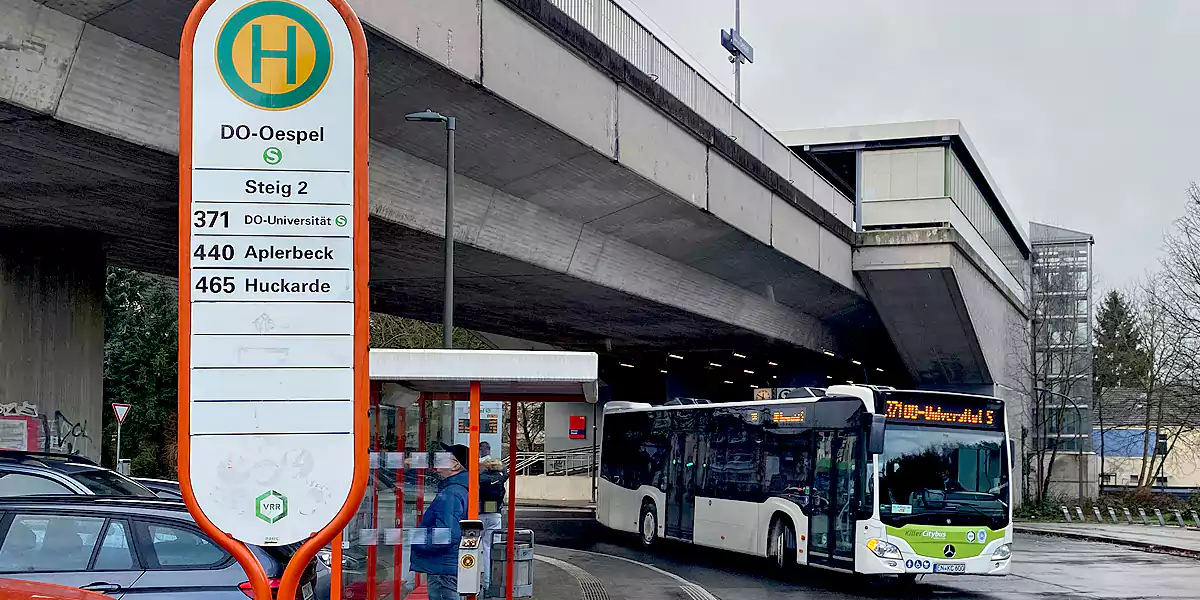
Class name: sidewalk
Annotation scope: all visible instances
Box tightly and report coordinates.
[1015,522,1200,557]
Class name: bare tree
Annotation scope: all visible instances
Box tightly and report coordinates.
[516,403,545,451]
[1158,182,1200,333]
[1130,279,1197,487]
[369,313,495,350]
[1130,186,1200,489]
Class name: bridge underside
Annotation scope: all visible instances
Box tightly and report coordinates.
[0,98,856,353]
[0,0,900,366]
[854,227,1026,391]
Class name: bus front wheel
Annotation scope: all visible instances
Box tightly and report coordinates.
[639,503,658,548]
[769,518,797,570]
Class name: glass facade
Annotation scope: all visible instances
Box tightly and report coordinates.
[948,152,1030,288]
[1029,225,1094,453]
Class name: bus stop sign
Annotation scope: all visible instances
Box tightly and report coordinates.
[178,0,369,550]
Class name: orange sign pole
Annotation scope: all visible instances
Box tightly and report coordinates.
[178,2,370,600]
[469,381,482,520]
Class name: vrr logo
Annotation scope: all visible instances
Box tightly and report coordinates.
[255,490,289,523]
[215,0,332,111]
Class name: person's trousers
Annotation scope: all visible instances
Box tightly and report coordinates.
[425,574,459,600]
[480,511,503,593]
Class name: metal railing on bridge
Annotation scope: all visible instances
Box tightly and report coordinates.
[548,0,737,137]
[516,448,596,476]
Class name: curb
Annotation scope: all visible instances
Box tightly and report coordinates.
[1015,525,1200,560]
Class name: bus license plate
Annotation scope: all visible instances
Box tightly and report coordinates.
[302,583,315,600]
[934,563,966,573]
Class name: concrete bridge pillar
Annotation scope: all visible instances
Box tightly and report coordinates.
[0,228,104,460]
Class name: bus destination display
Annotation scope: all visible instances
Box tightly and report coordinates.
[771,410,805,424]
[884,399,999,429]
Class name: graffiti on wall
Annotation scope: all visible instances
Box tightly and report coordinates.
[39,411,91,456]
[0,401,93,456]
[0,402,38,417]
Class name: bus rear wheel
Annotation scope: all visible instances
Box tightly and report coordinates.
[639,503,658,548]
[769,518,797,570]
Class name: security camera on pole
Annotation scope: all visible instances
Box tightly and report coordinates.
[720,0,754,105]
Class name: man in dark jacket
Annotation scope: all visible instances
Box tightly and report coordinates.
[412,443,471,600]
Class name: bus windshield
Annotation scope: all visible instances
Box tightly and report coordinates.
[877,425,1009,529]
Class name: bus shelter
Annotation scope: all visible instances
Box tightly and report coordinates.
[331,349,598,600]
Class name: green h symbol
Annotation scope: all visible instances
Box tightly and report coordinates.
[251,23,297,85]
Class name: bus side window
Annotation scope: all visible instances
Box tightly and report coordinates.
[764,428,812,499]
[646,412,671,491]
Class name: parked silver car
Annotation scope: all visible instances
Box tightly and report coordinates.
[0,452,156,498]
[0,496,318,599]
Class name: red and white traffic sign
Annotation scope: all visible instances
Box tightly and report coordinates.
[111,403,132,425]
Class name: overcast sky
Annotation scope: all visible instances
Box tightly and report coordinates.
[618,0,1200,290]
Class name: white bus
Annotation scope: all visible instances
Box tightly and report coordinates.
[596,385,1012,579]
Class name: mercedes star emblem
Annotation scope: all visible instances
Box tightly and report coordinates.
[943,544,957,558]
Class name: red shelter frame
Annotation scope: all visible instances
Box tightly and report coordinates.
[336,350,598,600]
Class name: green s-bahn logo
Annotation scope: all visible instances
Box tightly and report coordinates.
[215,0,332,111]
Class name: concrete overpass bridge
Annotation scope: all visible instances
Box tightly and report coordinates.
[0,0,1030,456]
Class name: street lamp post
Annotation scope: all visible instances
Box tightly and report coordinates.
[1035,387,1087,507]
[406,110,457,349]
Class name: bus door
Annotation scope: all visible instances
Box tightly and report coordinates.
[665,430,702,540]
[808,430,858,566]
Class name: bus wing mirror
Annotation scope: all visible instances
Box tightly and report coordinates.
[1009,439,1016,470]
[868,414,886,455]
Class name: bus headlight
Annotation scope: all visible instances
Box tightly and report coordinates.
[866,539,903,560]
[990,543,1011,560]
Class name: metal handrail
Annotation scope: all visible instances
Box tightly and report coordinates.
[515,448,596,476]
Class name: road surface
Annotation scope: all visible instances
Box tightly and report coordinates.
[516,507,1197,599]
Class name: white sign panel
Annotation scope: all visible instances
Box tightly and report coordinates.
[181,0,366,547]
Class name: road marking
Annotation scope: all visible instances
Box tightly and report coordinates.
[545,546,721,600]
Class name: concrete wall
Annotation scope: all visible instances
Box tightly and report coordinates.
[515,475,593,502]
[861,147,946,201]
[1041,452,1099,501]
[862,197,1025,300]
[0,228,104,460]
[543,401,599,453]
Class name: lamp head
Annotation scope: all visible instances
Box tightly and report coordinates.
[405,109,447,123]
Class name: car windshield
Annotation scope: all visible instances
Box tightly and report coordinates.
[70,469,157,497]
[878,425,1009,529]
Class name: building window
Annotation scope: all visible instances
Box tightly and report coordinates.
[1129,474,1140,485]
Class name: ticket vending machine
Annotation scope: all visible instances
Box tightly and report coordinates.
[458,520,484,596]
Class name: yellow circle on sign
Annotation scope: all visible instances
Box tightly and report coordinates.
[214,1,333,110]
[461,555,476,569]
[228,14,319,96]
